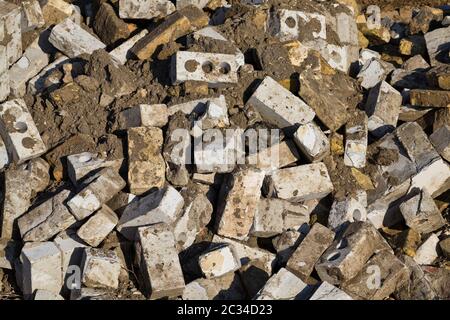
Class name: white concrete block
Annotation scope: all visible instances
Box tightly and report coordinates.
[49,18,106,58]
[199,245,241,279]
[414,234,440,265]
[344,111,368,168]
[0,1,22,66]
[193,100,229,130]
[109,29,149,65]
[336,11,358,46]
[0,68,9,102]
[247,76,315,128]
[53,230,87,282]
[172,51,239,87]
[293,121,330,162]
[357,58,394,89]
[67,168,126,220]
[117,186,184,240]
[118,104,168,129]
[77,205,118,247]
[266,163,333,202]
[310,281,353,300]
[328,191,367,231]
[410,158,450,198]
[270,9,326,42]
[246,140,299,173]
[21,0,45,32]
[81,248,121,290]
[21,242,62,299]
[359,48,381,67]
[34,289,64,300]
[27,56,69,95]
[366,81,402,138]
[255,268,312,300]
[250,198,285,238]
[0,98,47,163]
[119,0,175,19]
[424,26,450,67]
[137,223,185,299]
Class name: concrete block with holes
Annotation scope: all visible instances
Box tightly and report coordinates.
[0,99,47,164]
[67,152,123,185]
[172,51,239,87]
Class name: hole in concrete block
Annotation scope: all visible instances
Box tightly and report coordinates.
[353,209,362,221]
[202,61,214,74]
[327,252,341,261]
[218,62,231,75]
[285,16,297,28]
[184,59,198,72]
[14,122,28,133]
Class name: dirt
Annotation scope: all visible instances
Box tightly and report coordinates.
[357,0,449,10]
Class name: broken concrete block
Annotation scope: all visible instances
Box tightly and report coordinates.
[67,168,126,220]
[49,18,106,58]
[359,48,381,67]
[316,222,392,285]
[119,0,175,19]
[286,223,335,281]
[396,122,440,172]
[424,26,450,67]
[118,104,168,129]
[137,224,185,299]
[77,206,118,247]
[1,158,49,239]
[272,229,303,264]
[246,140,299,172]
[81,248,121,290]
[400,190,445,234]
[216,169,265,240]
[117,186,184,240]
[94,3,131,46]
[414,234,440,265]
[130,9,207,60]
[269,9,326,42]
[293,122,330,162]
[21,0,45,32]
[357,58,394,89]
[40,0,77,26]
[0,99,47,164]
[193,100,230,130]
[409,89,450,108]
[199,244,241,279]
[172,51,239,87]
[67,152,123,185]
[310,281,353,300]
[18,189,76,242]
[182,272,246,300]
[265,163,333,202]
[328,191,367,231]
[430,125,450,162]
[255,268,312,300]
[365,81,402,138]
[0,239,20,269]
[0,1,22,66]
[247,76,315,128]
[109,29,148,65]
[34,289,64,300]
[127,126,165,195]
[344,110,368,168]
[173,185,212,251]
[250,198,285,238]
[410,158,450,200]
[8,38,50,97]
[53,230,86,285]
[341,250,409,300]
[21,242,62,299]
[27,55,69,95]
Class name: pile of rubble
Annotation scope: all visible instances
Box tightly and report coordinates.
[0,0,449,300]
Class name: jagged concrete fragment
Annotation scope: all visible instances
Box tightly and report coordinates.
[216,169,265,240]
[118,104,169,129]
[81,248,121,290]
[119,0,175,19]
[27,56,69,95]
[117,186,184,240]
[67,168,126,220]
[0,1,22,66]
[265,163,333,202]
[21,0,45,32]
[341,250,409,300]
[310,281,353,300]
[286,223,335,281]
[344,111,368,168]
[316,222,392,285]
[21,242,62,299]
[49,18,106,58]
[136,224,185,299]
[182,272,246,300]
[77,206,118,247]
[193,100,229,130]
[293,122,330,162]
[400,190,445,234]
[366,81,402,138]
[67,152,123,185]
[199,245,241,279]
[251,198,285,238]
[247,76,315,128]
[18,190,76,242]
[328,191,367,231]
[414,234,440,265]
[357,58,394,89]
[110,30,149,65]
[127,127,165,195]
[1,158,49,239]
[246,140,299,172]
[430,125,450,162]
[255,268,313,300]
[0,99,47,163]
